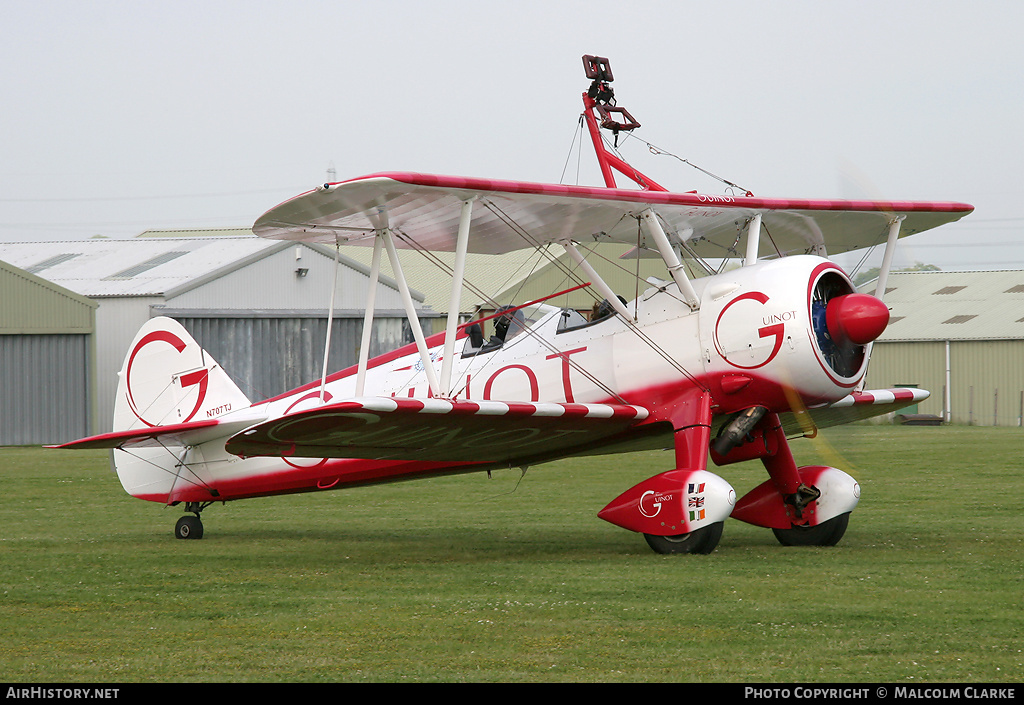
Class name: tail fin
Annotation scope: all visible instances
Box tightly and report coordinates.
[112,317,251,502]
[114,316,250,432]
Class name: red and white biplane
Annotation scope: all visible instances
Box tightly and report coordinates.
[57,56,973,553]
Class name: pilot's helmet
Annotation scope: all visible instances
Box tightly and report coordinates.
[494,305,514,338]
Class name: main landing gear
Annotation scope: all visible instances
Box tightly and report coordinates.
[174,502,211,540]
[599,391,737,555]
[600,398,861,554]
[720,410,861,548]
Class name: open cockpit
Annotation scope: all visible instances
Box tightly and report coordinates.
[461,297,630,357]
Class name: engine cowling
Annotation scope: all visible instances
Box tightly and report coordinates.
[697,256,889,414]
[809,266,889,381]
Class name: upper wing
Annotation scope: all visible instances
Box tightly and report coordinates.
[779,387,930,435]
[225,396,650,463]
[253,172,973,258]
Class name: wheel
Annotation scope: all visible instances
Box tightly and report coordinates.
[174,514,204,540]
[772,512,849,547]
[644,522,723,555]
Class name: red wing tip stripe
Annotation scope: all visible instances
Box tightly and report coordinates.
[359,173,974,214]
[832,388,929,407]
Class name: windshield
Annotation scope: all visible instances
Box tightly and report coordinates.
[461,303,561,356]
[511,303,560,336]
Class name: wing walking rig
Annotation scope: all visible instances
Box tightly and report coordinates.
[56,55,972,552]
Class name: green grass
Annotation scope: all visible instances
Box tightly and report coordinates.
[1,425,1022,682]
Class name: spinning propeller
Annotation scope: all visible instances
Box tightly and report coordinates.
[783,283,890,477]
[714,274,890,475]
[781,383,855,476]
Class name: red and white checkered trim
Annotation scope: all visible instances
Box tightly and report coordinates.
[343,397,649,420]
[829,388,930,408]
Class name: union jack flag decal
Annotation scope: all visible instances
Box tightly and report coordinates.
[687,483,707,523]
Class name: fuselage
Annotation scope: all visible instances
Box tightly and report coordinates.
[147,254,873,505]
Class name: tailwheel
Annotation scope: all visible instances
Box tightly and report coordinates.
[772,512,849,547]
[644,522,724,555]
[174,515,204,540]
[174,501,211,540]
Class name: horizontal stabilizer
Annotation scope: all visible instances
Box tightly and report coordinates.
[52,414,267,450]
[226,397,650,463]
[780,388,930,435]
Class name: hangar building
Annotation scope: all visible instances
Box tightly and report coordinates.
[0,260,98,444]
[860,269,1024,426]
[0,231,434,438]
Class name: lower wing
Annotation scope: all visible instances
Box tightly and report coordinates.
[780,387,929,435]
[226,397,650,463]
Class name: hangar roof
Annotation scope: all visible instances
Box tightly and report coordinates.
[0,259,97,334]
[0,235,419,303]
[860,269,1024,341]
[0,237,286,297]
[127,229,667,315]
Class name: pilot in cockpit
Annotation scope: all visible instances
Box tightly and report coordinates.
[590,295,627,322]
[490,305,526,344]
[462,304,527,356]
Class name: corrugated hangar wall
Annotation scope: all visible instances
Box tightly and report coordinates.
[859,270,1024,427]
[1,335,92,445]
[169,312,428,403]
[865,340,1024,426]
[0,261,97,445]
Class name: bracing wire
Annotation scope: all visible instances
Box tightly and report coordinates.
[426,200,711,394]
[621,132,754,197]
[559,116,585,186]
[390,226,628,403]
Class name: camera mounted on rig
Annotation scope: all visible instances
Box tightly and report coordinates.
[582,54,640,137]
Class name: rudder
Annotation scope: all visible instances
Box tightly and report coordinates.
[111,317,251,502]
[114,316,250,432]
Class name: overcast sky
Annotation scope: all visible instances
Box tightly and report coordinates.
[2,0,1021,274]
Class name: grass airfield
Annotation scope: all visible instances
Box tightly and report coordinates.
[1,425,1021,682]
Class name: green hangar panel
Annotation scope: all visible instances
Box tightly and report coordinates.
[0,260,97,444]
[860,270,1024,426]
